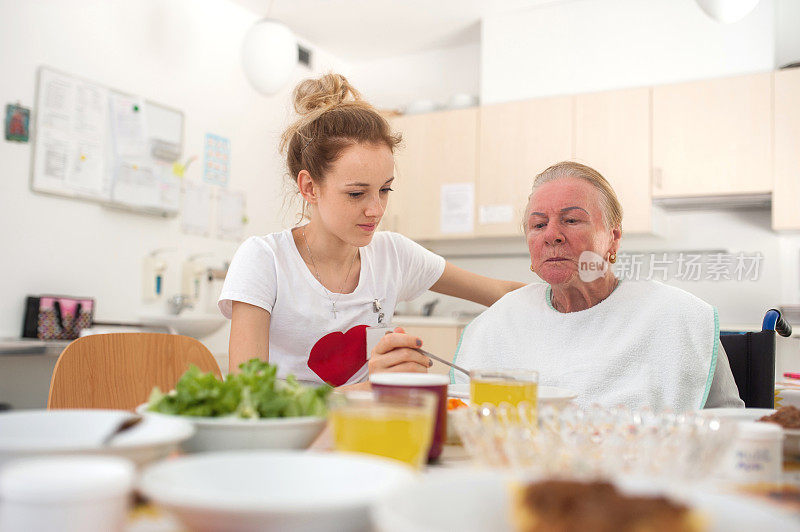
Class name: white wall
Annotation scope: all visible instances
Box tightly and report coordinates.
[776,0,800,67]
[0,0,346,352]
[481,0,776,103]
[347,43,480,111]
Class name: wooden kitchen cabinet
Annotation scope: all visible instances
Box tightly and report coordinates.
[773,67,800,231]
[574,88,655,234]
[476,96,573,237]
[652,73,772,198]
[388,108,478,240]
[397,325,463,376]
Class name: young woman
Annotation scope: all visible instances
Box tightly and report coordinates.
[219,73,523,388]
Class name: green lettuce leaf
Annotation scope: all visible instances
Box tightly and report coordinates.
[146,359,332,419]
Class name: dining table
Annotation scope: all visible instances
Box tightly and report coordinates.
[126,442,800,531]
[124,389,800,531]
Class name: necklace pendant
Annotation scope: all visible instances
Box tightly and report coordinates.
[332,302,337,318]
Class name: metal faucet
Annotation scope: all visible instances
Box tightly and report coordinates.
[422,299,440,317]
[167,294,194,315]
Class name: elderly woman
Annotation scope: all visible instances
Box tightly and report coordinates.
[374,161,743,412]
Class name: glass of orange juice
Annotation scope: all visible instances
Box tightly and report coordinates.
[329,389,436,469]
[469,369,539,418]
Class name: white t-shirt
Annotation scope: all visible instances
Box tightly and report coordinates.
[219,228,446,386]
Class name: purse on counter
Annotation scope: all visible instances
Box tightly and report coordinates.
[22,295,95,340]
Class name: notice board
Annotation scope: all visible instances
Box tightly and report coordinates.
[31,66,184,216]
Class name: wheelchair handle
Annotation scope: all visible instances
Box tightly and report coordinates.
[763,309,793,337]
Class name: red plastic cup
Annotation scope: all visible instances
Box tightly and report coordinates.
[369,373,449,462]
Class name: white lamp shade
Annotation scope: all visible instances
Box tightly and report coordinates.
[695,0,760,24]
[241,19,297,95]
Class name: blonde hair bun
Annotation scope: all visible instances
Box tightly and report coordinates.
[280,72,401,220]
[293,73,363,115]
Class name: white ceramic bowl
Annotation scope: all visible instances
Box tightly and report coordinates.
[372,470,799,532]
[139,450,415,532]
[0,456,135,532]
[0,409,193,468]
[136,404,326,453]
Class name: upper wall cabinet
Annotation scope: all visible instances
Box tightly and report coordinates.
[773,67,800,231]
[389,108,478,240]
[574,88,653,234]
[477,97,573,237]
[652,73,772,198]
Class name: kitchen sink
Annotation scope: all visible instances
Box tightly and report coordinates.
[138,314,227,339]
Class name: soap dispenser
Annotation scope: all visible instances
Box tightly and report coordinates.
[182,254,211,306]
[142,249,172,302]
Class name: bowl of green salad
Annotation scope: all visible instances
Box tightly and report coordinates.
[137,359,331,453]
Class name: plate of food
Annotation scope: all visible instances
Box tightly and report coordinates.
[447,383,577,405]
[756,405,800,456]
[137,359,331,453]
[701,406,800,458]
[372,470,800,532]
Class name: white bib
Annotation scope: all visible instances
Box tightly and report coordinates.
[453,280,718,412]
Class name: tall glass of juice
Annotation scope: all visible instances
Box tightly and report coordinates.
[469,369,539,418]
[329,389,436,469]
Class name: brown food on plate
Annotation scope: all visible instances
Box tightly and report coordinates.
[510,479,704,532]
[758,406,800,429]
[735,483,800,512]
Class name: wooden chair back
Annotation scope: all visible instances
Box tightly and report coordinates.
[48,333,222,411]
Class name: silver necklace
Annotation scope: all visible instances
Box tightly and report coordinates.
[302,227,358,319]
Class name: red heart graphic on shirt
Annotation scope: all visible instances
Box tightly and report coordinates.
[307,325,368,387]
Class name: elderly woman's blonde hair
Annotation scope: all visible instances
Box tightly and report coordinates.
[529,161,623,230]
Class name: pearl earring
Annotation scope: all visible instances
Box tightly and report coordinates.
[609,253,617,264]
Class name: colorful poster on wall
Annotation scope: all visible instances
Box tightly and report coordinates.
[203,133,230,187]
[5,103,30,142]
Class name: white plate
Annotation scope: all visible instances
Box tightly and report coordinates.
[372,471,800,532]
[0,409,193,468]
[699,408,775,422]
[447,383,577,404]
[139,450,415,532]
[137,404,326,453]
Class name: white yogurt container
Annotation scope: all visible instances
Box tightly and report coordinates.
[0,456,134,532]
[725,421,783,483]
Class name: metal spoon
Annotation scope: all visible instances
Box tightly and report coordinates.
[416,348,470,377]
[101,415,143,446]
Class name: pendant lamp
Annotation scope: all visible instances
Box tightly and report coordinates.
[695,0,760,24]
[241,19,297,95]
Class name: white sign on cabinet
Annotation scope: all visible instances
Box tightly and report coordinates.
[440,183,474,234]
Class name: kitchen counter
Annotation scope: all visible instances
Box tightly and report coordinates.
[391,315,474,327]
[0,336,229,410]
[0,338,70,356]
